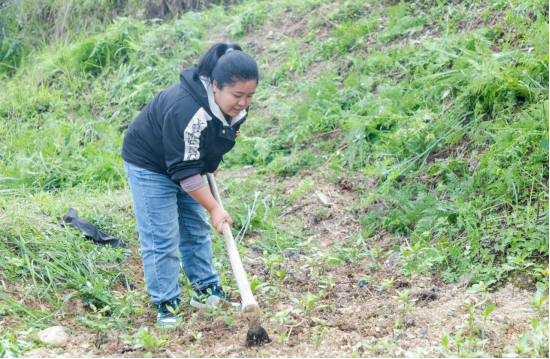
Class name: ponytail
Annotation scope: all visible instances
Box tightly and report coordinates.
[197,43,259,90]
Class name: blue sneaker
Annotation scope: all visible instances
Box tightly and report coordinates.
[190,284,240,310]
[156,297,181,327]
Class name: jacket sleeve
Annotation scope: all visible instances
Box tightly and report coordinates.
[163,104,211,183]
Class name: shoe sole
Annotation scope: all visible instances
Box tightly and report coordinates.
[190,296,240,310]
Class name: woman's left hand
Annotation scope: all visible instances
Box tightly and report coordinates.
[213,167,219,177]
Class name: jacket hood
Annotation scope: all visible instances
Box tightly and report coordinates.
[179,65,247,127]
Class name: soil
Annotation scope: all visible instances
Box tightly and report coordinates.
[17,169,548,358]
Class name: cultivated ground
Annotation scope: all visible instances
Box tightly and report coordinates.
[14,169,548,358]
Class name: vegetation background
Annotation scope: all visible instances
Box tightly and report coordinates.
[0,0,548,356]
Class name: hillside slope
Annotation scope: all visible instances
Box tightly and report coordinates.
[0,0,548,357]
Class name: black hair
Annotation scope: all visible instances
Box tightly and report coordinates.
[197,43,259,90]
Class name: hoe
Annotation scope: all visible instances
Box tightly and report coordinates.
[206,173,271,347]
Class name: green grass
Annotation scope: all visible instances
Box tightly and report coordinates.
[0,0,548,356]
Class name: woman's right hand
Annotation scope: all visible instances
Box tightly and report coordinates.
[210,206,233,234]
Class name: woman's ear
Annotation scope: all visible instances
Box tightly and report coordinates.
[212,80,219,94]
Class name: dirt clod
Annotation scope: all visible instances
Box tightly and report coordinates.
[410,289,438,302]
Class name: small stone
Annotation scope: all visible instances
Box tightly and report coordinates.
[375,327,380,332]
[337,307,355,315]
[457,273,471,289]
[468,295,479,304]
[37,326,68,348]
[265,31,274,39]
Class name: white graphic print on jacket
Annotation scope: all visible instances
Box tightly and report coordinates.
[183,107,211,161]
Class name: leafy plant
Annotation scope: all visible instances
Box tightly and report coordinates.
[290,292,332,338]
[392,289,416,328]
[121,326,168,358]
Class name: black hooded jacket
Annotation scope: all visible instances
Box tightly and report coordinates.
[121,65,248,183]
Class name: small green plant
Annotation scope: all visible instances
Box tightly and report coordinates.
[121,326,168,358]
[318,274,336,302]
[311,317,335,350]
[528,291,548,317]
[271,308,298,354]
[503,256,535,297]
[118,290,147,319]
[0,327,35,357]
[440,329,487,358]
[392,289,416,328]
[379,277,396,294]
[187,331,203,357]
[291,292,332,338]
[81,304,114,349]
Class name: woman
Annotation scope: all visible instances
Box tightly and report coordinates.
[121,43,259,327]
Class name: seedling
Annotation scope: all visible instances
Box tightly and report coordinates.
[291,292,332,338]
[392,289,416,328]
[81,304,114,349]
[311,317,334,350]
[379,277,396,294]
[271,307,298,354]
[503,256,535,297]
[318,274,336,302]
[528,291,548,318]
[121,326,168,358]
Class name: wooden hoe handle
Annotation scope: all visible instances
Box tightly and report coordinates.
[206,173,260,322]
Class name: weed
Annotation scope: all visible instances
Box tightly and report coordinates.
[121,326,168,358]
[392,289,416,328]
[311,317,335,351]
[81,304,114,349]
[271,307,298,354]
[291,292,332,338]
[528,291,548,318]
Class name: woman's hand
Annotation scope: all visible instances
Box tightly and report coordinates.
[209,206,233,234]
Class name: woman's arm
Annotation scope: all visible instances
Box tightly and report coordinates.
[187,185,233,234]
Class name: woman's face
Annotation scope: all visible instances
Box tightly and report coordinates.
[212,79,257,118]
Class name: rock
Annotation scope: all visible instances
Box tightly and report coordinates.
[467,295,479,304]
[457,273,471,289]
[274,304,289,312]
[375,327,380,332]
[315,191,331,206]
[265,31,274,39]
[337,307,355,315]
[37,326,68,347]
[396,332,407,341]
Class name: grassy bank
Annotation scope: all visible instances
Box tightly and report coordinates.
[0,0,548,356]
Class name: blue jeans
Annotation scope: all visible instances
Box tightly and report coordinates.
[123,161,219,305]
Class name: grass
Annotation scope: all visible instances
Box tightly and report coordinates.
[0,0,548,356]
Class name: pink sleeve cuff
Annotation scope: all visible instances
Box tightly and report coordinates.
[180,174,205,192]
